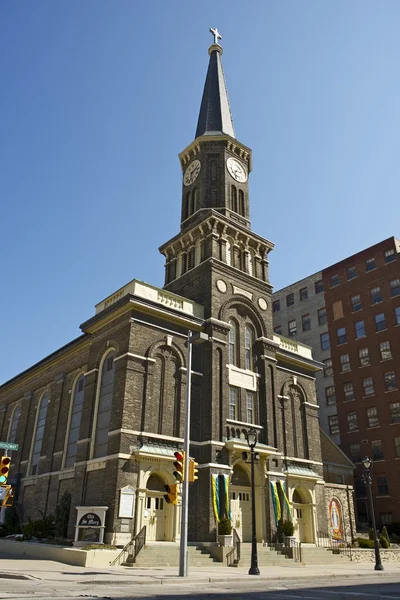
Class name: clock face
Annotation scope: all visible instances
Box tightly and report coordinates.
[183,160,201,186]
[226,157,247,183]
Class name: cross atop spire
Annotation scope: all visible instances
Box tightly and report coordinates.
[209,27,222,46]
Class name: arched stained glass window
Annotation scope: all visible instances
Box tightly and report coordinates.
[245,325,255,371]
[30,393,49,475]
[64,374,85,468]
[93,350,116,458]
[8,406,20,444]
[228,320,238,366]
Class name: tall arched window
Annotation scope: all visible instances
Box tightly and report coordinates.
[247,250,254,276]
[30,392,49,475]
[228,320,238,366]
[238,190,244,215]
[226,239,232,266]
[64,374,85,468]
[231,185,238,212]
[8,406,20,444]
[93,350,116,459]
[184,193,190,220]
[245,325,255,371]
[192,187,198,213]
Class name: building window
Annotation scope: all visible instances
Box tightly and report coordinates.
[300,287,308,301]
[380,341,392,361]
[377,476,389,496]
[238,189,244,216]
[366,258,376,271]
[372,439,384,461]
[325,386,336,405]
[363,376,374,397]
[366,406,379,428]
[396,306,400,325]
[350,443,361,462]
[347,411,358,432]
[320,332,330,350]
[302,314,311,331]
[355,480,366,498]
[273,300,280,313]
[187,247,195,270]
[344,382,354,402]
[351,294,362,312]
[347,266,357,280]
[318,307,327,325]
[385,249,396,264]
[381,513,393,525]
[231,185,238,212]
[286,293,294,307]
[273,325,282,335]
[288,320,297,337]
[331,274,340,287]
[355,320,366,338]
[337,327,347,345]
[371,287,382,304]
[384,371,397,391]
[8,406,20,444]
[30,392,50,475]
[245,325,255,371]
[228,320,238,366]
[199,240,206,262]
[375,313,387,332]
[323,358,333,377]
[229,387,238,420]
[340,353,351,372]
[390,278,400,297]
[246,391,255,423]
[315,280,324,294]
[64,374,85,468]
[394,436,400,457]
[329,415,340,435]
[390,402,400,424]
[93,350,116,459]
[359,347,370,366]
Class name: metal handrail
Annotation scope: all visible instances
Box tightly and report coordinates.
[226,528,241,566]
[110,525,146,567]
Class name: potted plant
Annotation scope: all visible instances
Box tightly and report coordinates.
[281,520,296,547]
[218,516,233,547]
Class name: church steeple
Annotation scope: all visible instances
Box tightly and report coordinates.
[195,29,235,139]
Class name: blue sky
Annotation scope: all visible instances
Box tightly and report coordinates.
[1,1,400,383]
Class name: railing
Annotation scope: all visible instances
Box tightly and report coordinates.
[226,528,241,567]
[317,530,352,560]
[270,537,302,562]
[110,525,146,567]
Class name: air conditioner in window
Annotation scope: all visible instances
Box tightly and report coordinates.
[362,440,369,444]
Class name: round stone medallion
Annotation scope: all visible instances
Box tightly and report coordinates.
[258,297,268,311]
[216,279,227,293]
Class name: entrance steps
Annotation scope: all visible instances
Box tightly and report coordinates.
[236,543,291,567]
[300,546,350,564]
[123,544,220,567]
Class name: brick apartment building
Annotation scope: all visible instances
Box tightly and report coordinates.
[0,34,354,546]
[273,237,400,527]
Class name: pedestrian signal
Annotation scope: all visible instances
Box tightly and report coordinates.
[188,459,199,482]
[0,456,11,484]
[163,484,178,505]
[173,451,185,482]
[2,486,14,507]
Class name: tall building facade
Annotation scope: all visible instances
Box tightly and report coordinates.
[0,35,353,547]
[273,237,400,527]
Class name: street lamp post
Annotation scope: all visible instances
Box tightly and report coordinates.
[362,456,384,571]
[179,330,208,578]
[247,428,260,576]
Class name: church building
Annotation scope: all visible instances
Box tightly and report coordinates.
[0,32,354,548]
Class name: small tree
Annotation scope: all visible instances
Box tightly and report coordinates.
[54,491,71,539]
[368,527,374,541]
[218,516,232,535]
[382,526,390,547]
[281,520,295,537]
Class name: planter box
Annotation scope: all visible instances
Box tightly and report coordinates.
[218,535,233,547]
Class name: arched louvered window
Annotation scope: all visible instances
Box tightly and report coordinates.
[8,406,20,444]
[231,185,238,212]
[192,187,198,213]
[245,325,255,371]
[93,350,116,459]
[248,250,254,276]
[238,189,244,215]
[184,193,190,220]
[228,320,238,366]
[30,393,49,475]
[226,239,232,266]
[64,374,85,468]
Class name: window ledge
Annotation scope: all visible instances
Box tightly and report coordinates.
[385,389,398,393]
[371,301,383,306]
[376,329,388,334]
[390,422,400,426]
[355,335,367,340]
[380,358,393,362]
[347,430,359,434]
[359,365,371,369]
[337,342,348,346]
[372,459,385,463]
[367,426,380,430]
[351,310,363,314]
[376,495,391,499]
[343,399,355,403]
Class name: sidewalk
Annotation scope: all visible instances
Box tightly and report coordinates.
[0,557,399,586]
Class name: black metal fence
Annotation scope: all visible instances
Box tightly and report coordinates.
[110,525,147,567]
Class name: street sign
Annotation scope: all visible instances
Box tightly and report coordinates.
[0,442,18,451]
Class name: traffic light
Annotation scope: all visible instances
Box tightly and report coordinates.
[188,459,199,483]
[0,456,11,485]
[163,484,178,505]
[2,486,14,507]
[173,451,185,482]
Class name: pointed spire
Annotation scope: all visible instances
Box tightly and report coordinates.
[195,30,235,139]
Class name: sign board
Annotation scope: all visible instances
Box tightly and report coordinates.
[0,442,19,451]
[78,512,101,527]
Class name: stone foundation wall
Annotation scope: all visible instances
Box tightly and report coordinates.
[351,548,400,563]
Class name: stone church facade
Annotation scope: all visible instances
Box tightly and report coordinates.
[0,36,354,547]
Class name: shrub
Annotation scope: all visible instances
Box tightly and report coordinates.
[381,526,390,547]
[379,535,389,549]
[281,520,295,537]
[218,516,232,535]
[357,537,374,548]
[22,514,55,540]
[54,491,71,539]
[81,544,117,550]
[368,528,374,541]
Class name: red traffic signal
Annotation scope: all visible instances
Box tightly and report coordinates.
[0,457,11,485]
[173,451,185,482]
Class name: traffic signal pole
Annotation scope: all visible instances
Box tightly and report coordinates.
[179,331,192,578]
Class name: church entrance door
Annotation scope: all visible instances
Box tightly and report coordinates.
[230,487,252,542]
[145,473,168,541]
[292,487,314,544]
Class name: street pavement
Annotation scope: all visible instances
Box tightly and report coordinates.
[0,555,399,599]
